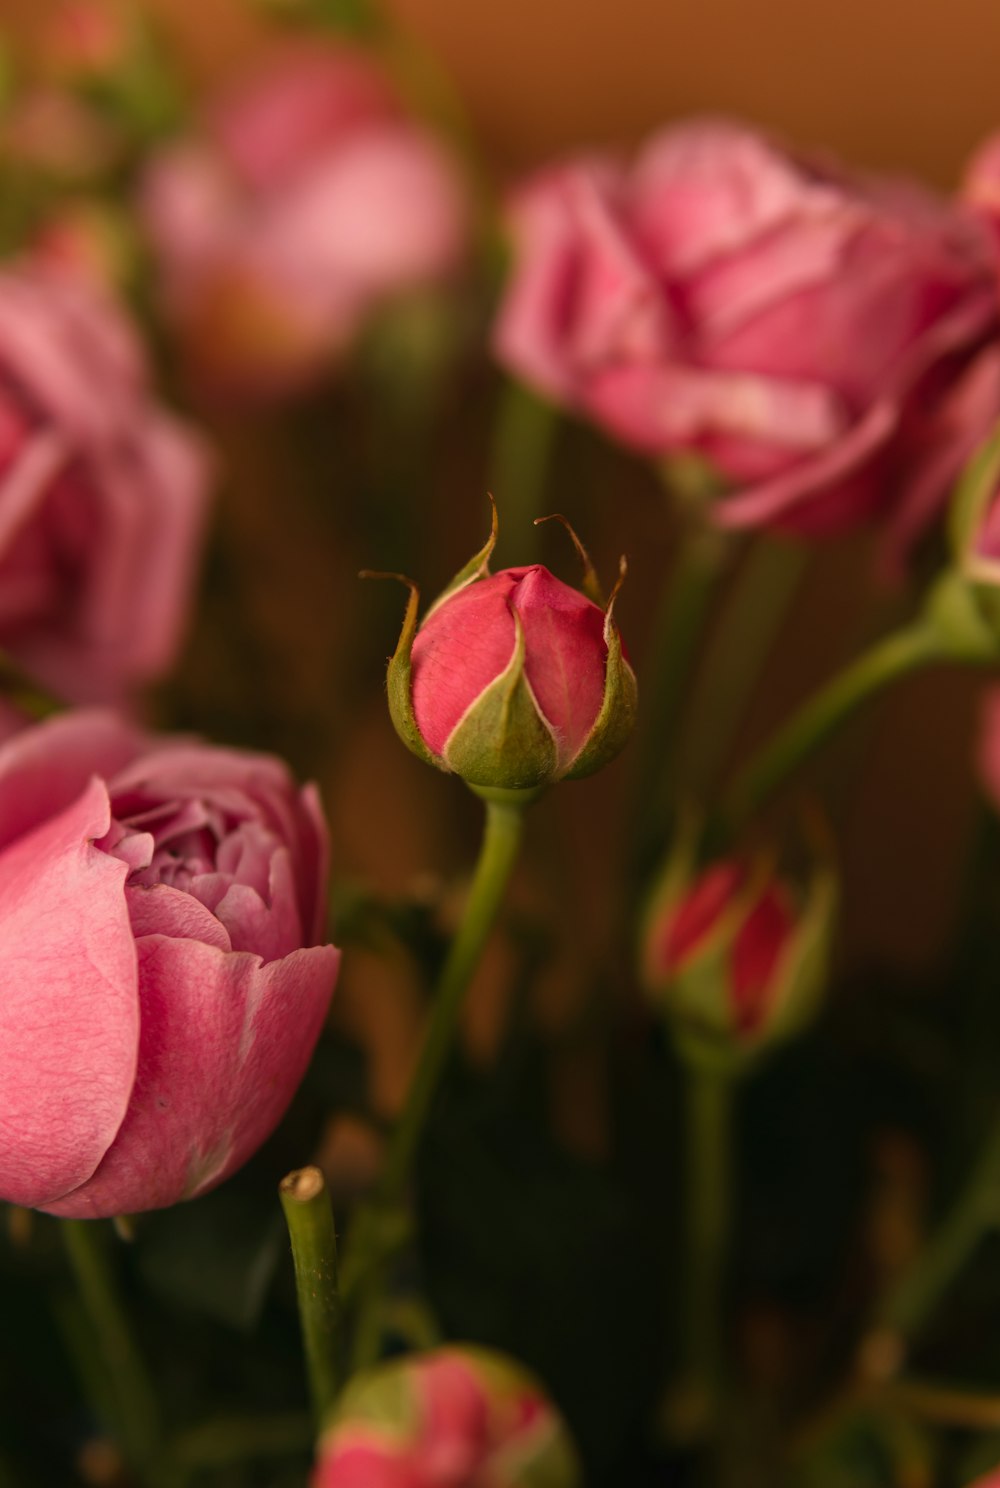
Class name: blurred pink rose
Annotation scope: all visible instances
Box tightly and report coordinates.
[641,846,836,1058]
[140,44,469,399]
[494,120,1000,544]
[0,709,338,1219]
[647,861,797,1040]
[962,131,1000,242]
[0,267,209,702]
[313,1347,580,1488]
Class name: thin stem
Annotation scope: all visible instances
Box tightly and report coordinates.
[676,536,808,795]
[342,799,525,1362]
[631,521,732,871]
[60,1220,176,1488]
[875,1116,1000,1348]
[883,1378,1000,1430]
[682,1063,734,1409]
[724,621,946,833]
[279,1166,343,1424]
[379,799,525,1201]
[489,380,558,568]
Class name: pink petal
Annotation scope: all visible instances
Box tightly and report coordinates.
[313,1436,419,1488]
[0,777,138,1207]
[0,707,141,854]
[657,863,745,973]
[45,937,338,1217]
[411,573,519,757]
[629,120,824,276]
[251,129,466,309]
[731,883,796,1034]
[211,46,398,193]
[124,882,232,951]
[511,567,608,766]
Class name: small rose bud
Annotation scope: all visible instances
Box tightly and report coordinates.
[378,509,637,802]
[312,1346,581,1488]
[641,831,835,1067]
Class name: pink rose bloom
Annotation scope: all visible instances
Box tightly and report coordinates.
[494,120,1000,545]
[0,267,208,703]
[140,44,469,399]
[0,710,338,1218]
[313,1347,580,1488]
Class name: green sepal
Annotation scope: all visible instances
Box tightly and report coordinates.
[366,571,445,773]
[923,569,999,663]
[949,418,1000,566]
[422,497,498,622]
[443,609,559,791]
[533,513,604,605]
[564,558,638,780]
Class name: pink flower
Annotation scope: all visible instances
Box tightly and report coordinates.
[140,44,469,400]
[641,849,836,1059]
[494,120,1000,545]
[0,267,209,703]
[0,709,338,1218]
[398,559,636,796]
[312,1347,580,1488]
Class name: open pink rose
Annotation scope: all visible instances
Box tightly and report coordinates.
[0,710,338,1218]
[313,1347,580,1488]
[140,43,469,399]
[494,120,1000,545]
[0,266,209,703]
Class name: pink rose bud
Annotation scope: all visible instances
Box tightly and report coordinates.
[381,512,637,801]
[139,43,470,400]
[312,1346,581,1488]
[0,266,209,704]
[0,709,339,1219]
[641,835,835,1065]
[493,120,1000,552]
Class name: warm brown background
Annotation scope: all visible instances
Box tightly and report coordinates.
[6,0,1000,184]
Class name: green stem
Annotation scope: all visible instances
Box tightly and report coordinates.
[343,799,525,1362]
[279,1167,343,1424]
[682,1064,734,1407]
[675,536,808,795]
[876,1116,1000,1347]
[489,380,558,568]
[60,1220,176,1488]
[379,799,525,1201]
[725,621,947,833]
[631,521,732,870]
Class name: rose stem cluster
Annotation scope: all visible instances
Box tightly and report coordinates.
[279,1167,343,1424]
